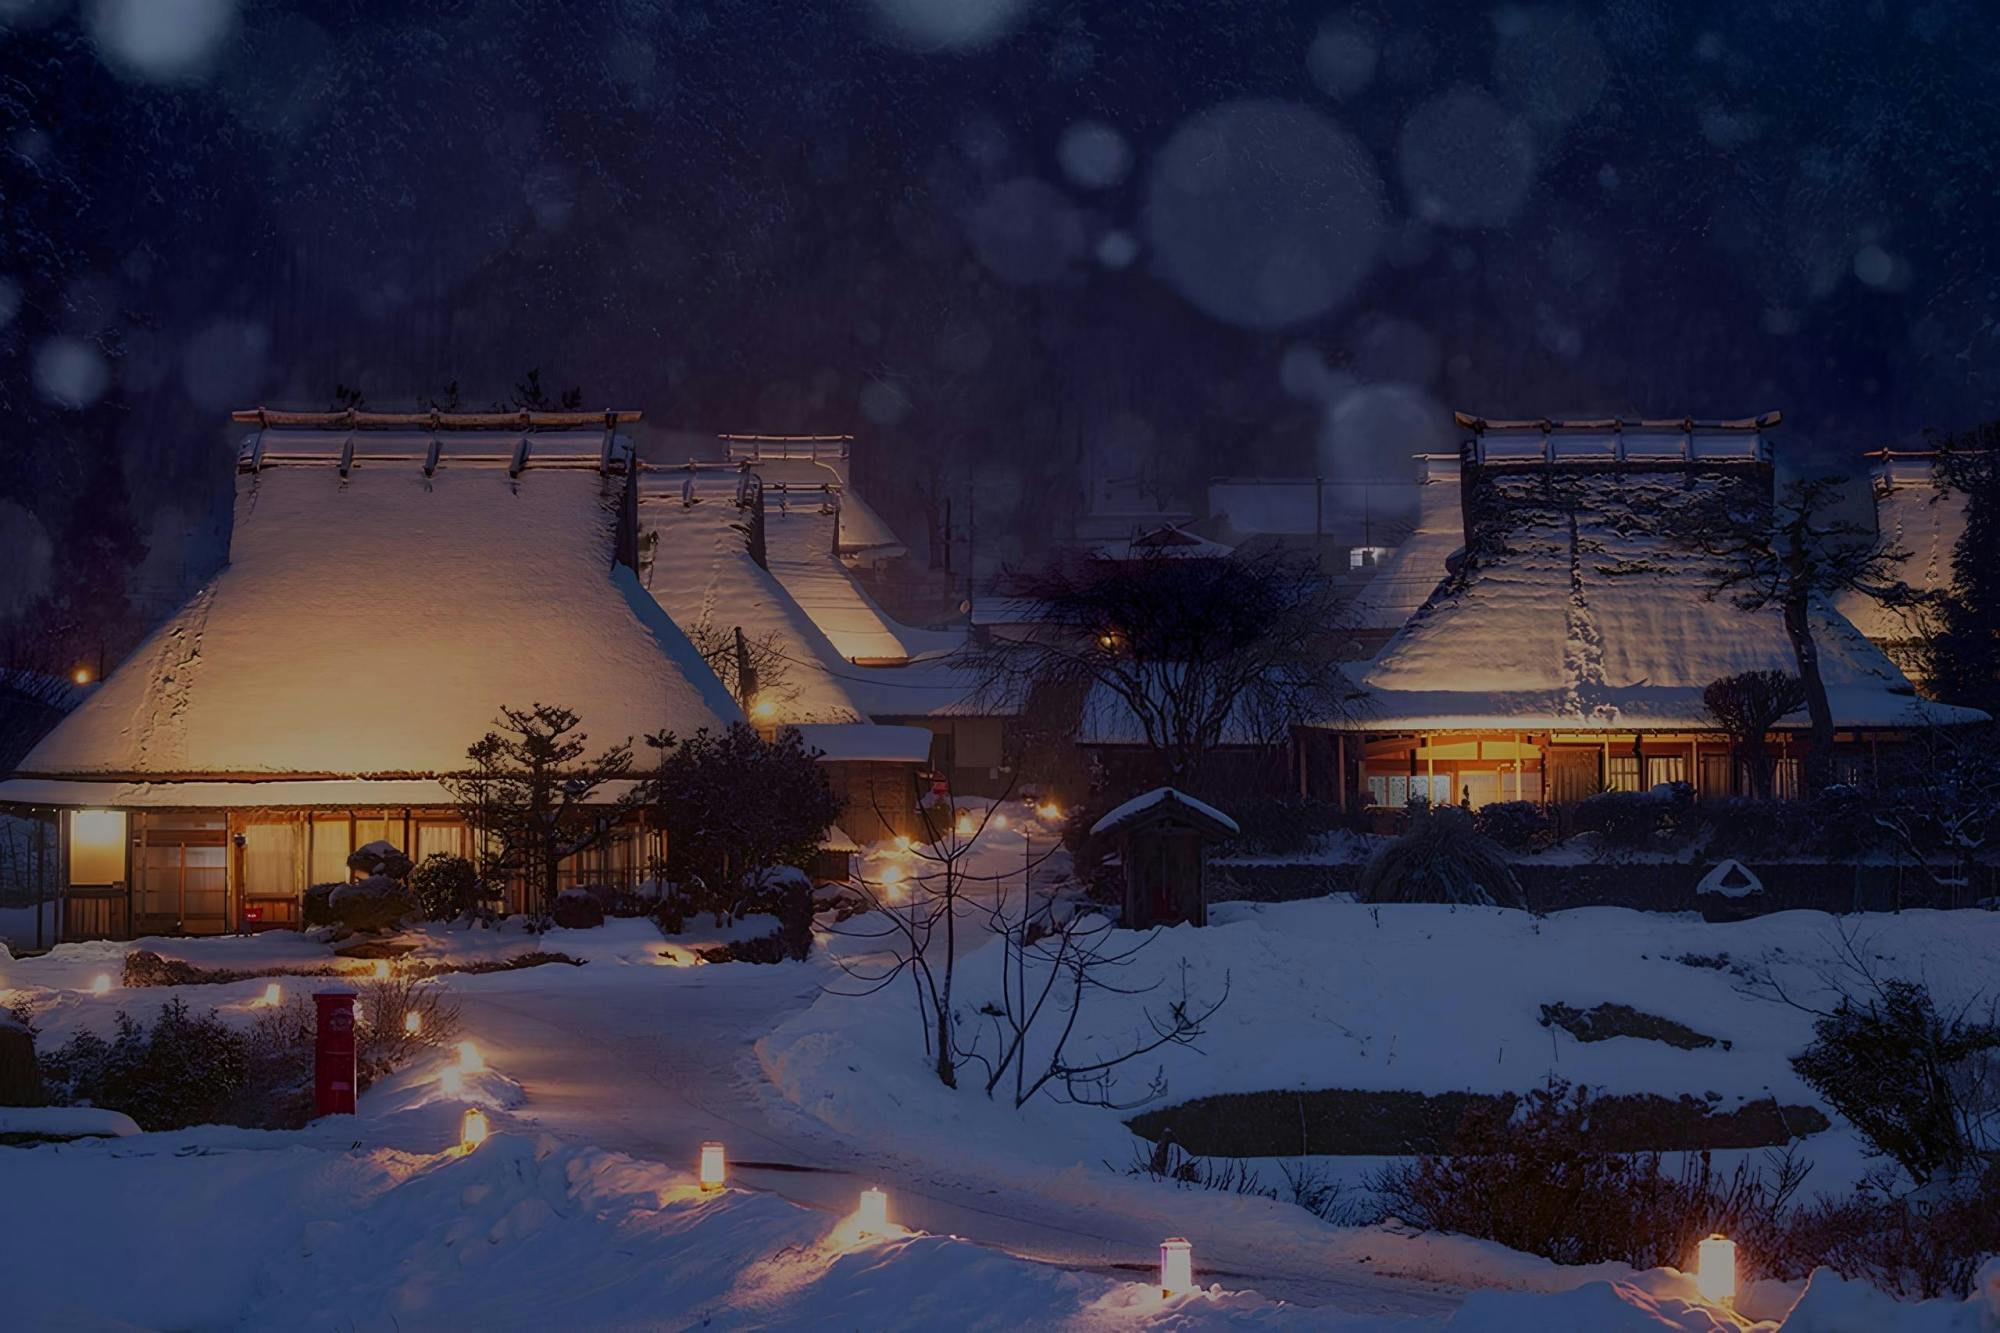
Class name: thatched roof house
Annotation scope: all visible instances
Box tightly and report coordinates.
[1318,414,1982,810]
[0,410,739,939]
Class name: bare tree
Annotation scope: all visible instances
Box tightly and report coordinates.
[828,776,1225,1100]
[685,621,797,713]
[1693,474,1913,794]
[1702,669,1808,799]
[1870,723,2000,904]
[962,546,1353,792]
[441,704,639,917]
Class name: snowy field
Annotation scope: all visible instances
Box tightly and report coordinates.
[3,878,1999,1327]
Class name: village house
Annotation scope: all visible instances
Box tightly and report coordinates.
[0,410,753,941]
[1314,414,1984,813]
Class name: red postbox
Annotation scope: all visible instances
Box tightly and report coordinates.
[313,990,358,1116]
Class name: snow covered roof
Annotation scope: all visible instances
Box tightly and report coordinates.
[1088,523,1233,562]
[1330,428,1984,733]
[1834,451,1967,643]
[638,477,869,724]
[1345,455,1465,633]
[1089,787,1239,839]
[2,422,740,804]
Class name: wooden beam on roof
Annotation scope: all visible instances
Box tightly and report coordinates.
[230,408,644,429]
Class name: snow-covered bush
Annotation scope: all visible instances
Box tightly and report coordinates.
[551,887,605,930]
[1370,1080,1800,1270]
[346,839,412,883]
[41,1000,248,1131]
[1227,795,1348,856]
[1571,784,1693,850]
[306,875,412,932]
[235,977,462,1128]
[1763,1164,2000,1299]
[406,853,487,921]
[1790,978,2000,1185]
[1358,803,1524,907]
[1474,799,1555,853]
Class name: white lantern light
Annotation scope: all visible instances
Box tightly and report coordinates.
[440,1066,463,1095]
[461,1107,489,1150]
[261,981,282,1006]
[1160,1237,1194,1298]
[991,813,1008,830]
[1037,802,1062,822]
[856,1186,889,1236]
[699,1141,726,1191]
[955,813,974,837]
[374,959,391,981]
[89,974,112,996]
[404,1010,423,1035]
[1695,1233,1736,1305]
[892,835,912,854]
[457,1040,484,1073]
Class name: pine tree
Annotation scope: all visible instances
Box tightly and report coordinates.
[1920,423,2000,713]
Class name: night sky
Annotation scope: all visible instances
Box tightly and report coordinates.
[2,0,1997,619]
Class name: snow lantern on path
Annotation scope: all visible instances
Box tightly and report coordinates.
[699,1141,726,1191]
[461,1107,489,1151]
[1088,788,1241,929]
[1695,1233,1736,1305]
[856,1187,890,1237]
[1159,1237,1194,1297]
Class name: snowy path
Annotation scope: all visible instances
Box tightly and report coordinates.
[450,960,1464,1319]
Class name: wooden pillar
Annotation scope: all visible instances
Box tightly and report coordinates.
[1424,734,1435,805]
[1335,733,1348,814]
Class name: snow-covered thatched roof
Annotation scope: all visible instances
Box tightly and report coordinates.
[1834,451,1966,644]
[639,475,869,724]
[1331,418,1984,733]
[1,421,740,806]
[1346,454,1465,634]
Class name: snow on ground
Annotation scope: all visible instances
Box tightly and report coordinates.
[5,883,2000,1327]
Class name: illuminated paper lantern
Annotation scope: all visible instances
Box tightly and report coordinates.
[374,960,391,981]
[461,1107,489,1150]
[90,974,112,996]
[857,1187,889,1236]
[1037,802,1062,822]
[699,1141,726,1191]
[1695,1234,1736,1305]
[955,813,974,837]
[261,982,282,1006]
[991,813,1008,830]
[440,1066,463,1095]
[457,1040,484,1073]
[404,1010,422,1035]
[1160,1237,1194,1297]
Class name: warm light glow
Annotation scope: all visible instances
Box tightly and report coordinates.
[71,666,92,686]
[374,960,391,981]
[461,1107,489,1150]
[1098,633,1115,649]
[878,864,904,893]
[892,835,912,853]
[1695,1234,1736,1305]
[1160,1237,1194,1297]
[440,1066,463,1095]
[68,809,127,886]
[955,814,974,837]
[856,1186,889,1237]
[456,1040,484,1073]
[89,974,112,996]
[404,1010,423,1035]
[1036,802,1063,822]
[991,813,1008,830]
[699,1140,726,1191]
[261,982,282,1006]
[750,695,778,720]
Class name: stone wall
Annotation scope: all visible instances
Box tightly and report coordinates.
[1209,857,1993,917]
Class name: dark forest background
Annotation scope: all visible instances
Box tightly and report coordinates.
[2,0,1996,643]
